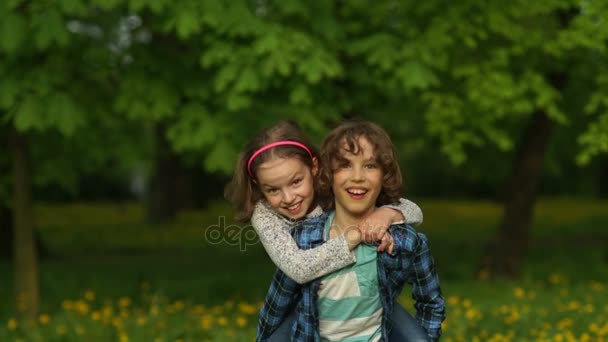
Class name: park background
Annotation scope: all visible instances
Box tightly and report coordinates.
[1,1,608,341]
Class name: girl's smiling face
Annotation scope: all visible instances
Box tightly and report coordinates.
[256,157,318,220]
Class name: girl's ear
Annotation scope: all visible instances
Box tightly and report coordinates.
[312,157,319,177]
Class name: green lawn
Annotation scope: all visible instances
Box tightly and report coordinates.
[1,198,607,341]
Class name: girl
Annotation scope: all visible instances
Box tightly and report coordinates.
[225,120,423,284]
[225,120,430,341]
[256,119,444,341]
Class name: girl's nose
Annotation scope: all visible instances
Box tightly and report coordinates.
[282,190,295,204]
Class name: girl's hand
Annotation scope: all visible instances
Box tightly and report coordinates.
[359,207,404,244]
[378,233,395,254]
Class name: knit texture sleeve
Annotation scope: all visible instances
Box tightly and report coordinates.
[382,198,424,226]
[251,201,356,284]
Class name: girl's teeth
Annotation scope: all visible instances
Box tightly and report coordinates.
[348,189,367,195]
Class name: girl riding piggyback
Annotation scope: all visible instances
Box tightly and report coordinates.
[225,120,430,341]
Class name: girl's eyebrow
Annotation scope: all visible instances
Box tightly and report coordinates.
[260,171,303,188]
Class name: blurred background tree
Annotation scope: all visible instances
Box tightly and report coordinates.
[1,0,607,327]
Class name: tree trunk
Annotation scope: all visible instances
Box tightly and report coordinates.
[599,157,608,198]
[146,123,179,224]
[480,111,555,278]
[8,129,40,320]
[1,205,12,259]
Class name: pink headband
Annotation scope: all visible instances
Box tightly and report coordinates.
[247,141,313,178]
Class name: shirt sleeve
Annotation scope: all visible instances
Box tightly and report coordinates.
[256,269,301,341]
[251,201,356,284]
[382,198,424,226]
[406,232,446,341]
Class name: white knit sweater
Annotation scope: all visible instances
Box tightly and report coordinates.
[251,198,423,284]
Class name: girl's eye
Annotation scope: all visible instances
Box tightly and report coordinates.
[365,163,378,169]
[292,178,302,186]
[339,162,350,169]
[266,188,279,195]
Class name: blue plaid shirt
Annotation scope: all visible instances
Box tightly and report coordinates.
[257,212,445,342]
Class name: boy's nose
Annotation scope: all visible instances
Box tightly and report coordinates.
[351,167,365,182]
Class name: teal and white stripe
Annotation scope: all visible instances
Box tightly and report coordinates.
[317,212,383,341]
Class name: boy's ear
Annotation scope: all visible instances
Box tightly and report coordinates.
[312,157,319,177]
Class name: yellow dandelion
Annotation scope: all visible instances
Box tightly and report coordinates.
[191,305,205,314]
[554,333,564,342]
[567,301,580,311]
[112,317,123,329]
[236,316,247,328]
[91,311,101,320]
[589,281,605,291]
[239,302,258,315]
[84,290,95,301]
[447,296,459,305]
[75,325,85,335]
[513,287,525,299]
[119,332,129,342]
[7,319,17,330]
[76,300,90,314]
[462,299,472,308]
[465,308,479,320]
[119,297,132,308]
[62,300,74,311]
[218,316,228,326]
[557,318,573,330]
[226,329,235,337]
[200,315,213,330]
[56,325,68,335]
[549,273,563,285]
[103,306,114,318]
[173,301,185,311]
[137,317,147,326]
[39,314,50,325]
[121,310,130,318]
[150,305,160,316]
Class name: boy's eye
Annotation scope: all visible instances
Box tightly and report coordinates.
[339,162,350,169]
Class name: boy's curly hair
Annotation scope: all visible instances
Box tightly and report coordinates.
[317,119,403,210]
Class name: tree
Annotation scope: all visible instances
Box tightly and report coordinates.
[0,0,130,319]
[336,1,608,277]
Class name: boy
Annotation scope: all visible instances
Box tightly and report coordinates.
[257,120,445,341]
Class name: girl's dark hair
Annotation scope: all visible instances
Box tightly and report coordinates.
[224,120,318,222]
[317,119,402,210]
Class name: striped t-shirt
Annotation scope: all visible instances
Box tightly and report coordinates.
[317,212,383,342]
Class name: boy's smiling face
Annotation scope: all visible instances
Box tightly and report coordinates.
[332,137,383,220]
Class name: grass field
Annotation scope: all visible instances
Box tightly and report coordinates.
[1,198,607,341]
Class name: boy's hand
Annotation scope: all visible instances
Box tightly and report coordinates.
[359,207,402,243]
